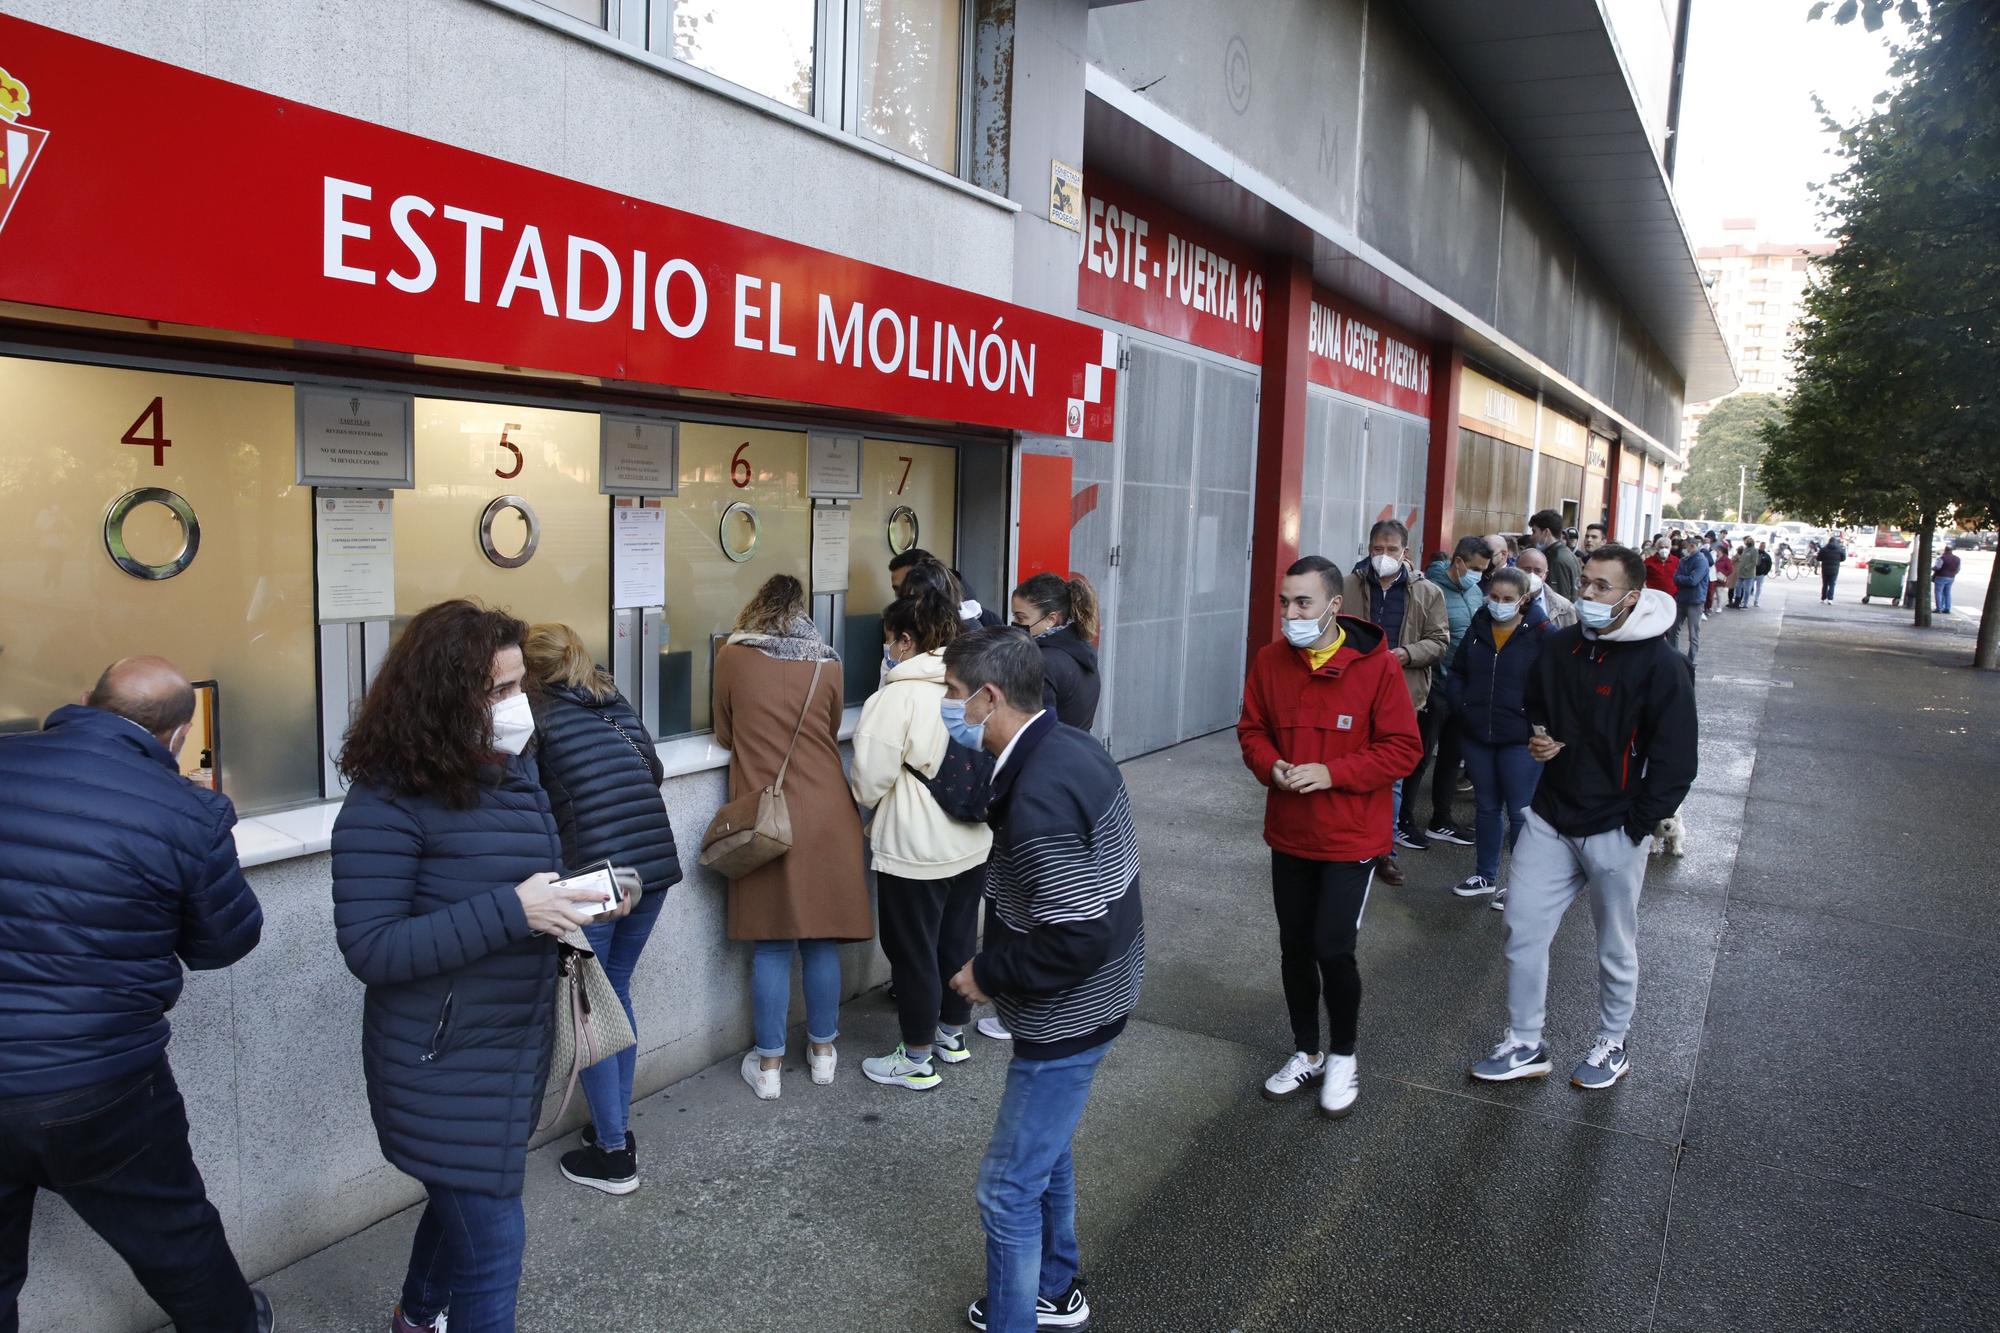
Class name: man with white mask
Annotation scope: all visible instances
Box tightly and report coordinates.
[1239,557,1422,1119]
[1341,521,1448,881]
[1469,545,1697,1092]
[1512,546,1578,629]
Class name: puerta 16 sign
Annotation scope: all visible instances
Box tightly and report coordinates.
[0,15,1118,444]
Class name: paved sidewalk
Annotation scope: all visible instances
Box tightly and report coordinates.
[251,573,2000,1332]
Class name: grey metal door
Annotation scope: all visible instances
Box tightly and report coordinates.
[1103,341,1260,760]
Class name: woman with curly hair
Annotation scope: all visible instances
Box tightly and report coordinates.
[332,599,637,1333]
[714,575,870,1100]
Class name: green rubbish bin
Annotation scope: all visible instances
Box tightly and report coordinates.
[1862,557,1908,605]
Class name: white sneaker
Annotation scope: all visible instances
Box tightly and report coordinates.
[806,1044,837,1085]
[1318,1053,1359,1118]
[1261,1051,1326,1100]
[976,1015,1012,1041]
[740,1051,780,1101]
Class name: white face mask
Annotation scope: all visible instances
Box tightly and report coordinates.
[490,692,535,756]
[1522,571,1545,598]
[1370,553,1402,580]
[1283,605,1335,649]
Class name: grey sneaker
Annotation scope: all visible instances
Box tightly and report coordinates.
[1452,874,1496,898]
[1571,1037,1631,1090]
[1470,1034,1552,1082]
[861,1044,941,1090]
[933,1026,972,1064]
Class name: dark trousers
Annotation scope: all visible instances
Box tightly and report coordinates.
[1401,697,1444,830]
[1822,564,1840,599]
[1270,851,1376,1058]
[1429,691,1465,829]
[398,1182,527,1333]
[0,1059,256,1333]
[878,864,984,1046]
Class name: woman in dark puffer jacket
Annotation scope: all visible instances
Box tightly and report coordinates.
[333,601,637,1333]
[1010,571,1102,730]
[524,622,682,1196]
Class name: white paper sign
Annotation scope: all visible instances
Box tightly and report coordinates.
[612,506,667,609]
[807,433,863,498]
[297,389,414,487]
[812,505,851,593]
[601,416,679,496]
[314,491,396,622]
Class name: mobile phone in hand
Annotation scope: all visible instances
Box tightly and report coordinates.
[552,860,624,916]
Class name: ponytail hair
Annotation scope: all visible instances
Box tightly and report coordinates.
[1014,571,1100,644]
[882,586,960,653]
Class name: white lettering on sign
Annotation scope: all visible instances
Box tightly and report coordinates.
[323,176,1049,404]
[1307,298,1432,404]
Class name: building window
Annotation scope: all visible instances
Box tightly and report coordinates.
[666,0,817,113]
[536,0,607,25]
[855,0,964,172]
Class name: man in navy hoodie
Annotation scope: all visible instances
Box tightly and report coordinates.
[0,658,272,1332]
[946,628,1143,1333]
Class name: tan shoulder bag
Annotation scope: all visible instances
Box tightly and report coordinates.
[698,658,825,879]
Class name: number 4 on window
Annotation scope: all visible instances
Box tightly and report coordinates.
[123,397,171,467]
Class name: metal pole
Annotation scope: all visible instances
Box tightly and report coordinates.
[1738,465,1747,522]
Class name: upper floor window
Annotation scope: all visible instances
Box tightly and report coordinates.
[537,0,608,25]
[855,0,964,172]
[668,0,817,113]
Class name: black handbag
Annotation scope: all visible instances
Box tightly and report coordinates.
[905,737,996,824]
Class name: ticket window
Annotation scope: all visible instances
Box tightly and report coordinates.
[394,399,610,663]
[659,423,811,737]
[0,356,318,812]
[836,439,958,704]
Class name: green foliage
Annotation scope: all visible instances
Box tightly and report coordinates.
[1681,395,1783,520]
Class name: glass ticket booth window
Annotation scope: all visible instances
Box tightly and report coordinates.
[660,423,810,736]
[395,399,610,663]
[0,356,317,812]
[842,439,958,704]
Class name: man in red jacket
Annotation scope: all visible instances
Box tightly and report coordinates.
[1237,556,1423,1120]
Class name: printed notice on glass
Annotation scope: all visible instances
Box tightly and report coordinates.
[612,506,667,609]
[601,416,679,496]
[297,389,414,487]
[807,433,863,498]
[315,491,396,622]
[811,504,851,593]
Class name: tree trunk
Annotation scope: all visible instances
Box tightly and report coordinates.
[1977,558,2000,669]
[1912,515,1933,628]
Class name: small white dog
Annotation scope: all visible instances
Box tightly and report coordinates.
[1649,813,1688,857]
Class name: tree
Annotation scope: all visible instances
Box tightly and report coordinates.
[1761,0,2000,662]
[1680,394,1783,520]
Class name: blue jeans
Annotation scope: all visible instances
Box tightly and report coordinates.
[399,1182,526,1333]
[977,1043,1112,1333]
[751,938,842,1057]
[578,889,664,1149]
[1935,575,1954,613]
[1461,736,1541,883]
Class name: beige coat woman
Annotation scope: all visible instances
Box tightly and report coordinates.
[713,637,872,943]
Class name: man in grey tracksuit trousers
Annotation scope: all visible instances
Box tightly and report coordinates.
[1469,546,1698,1091]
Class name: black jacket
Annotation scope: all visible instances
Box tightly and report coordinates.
[1445,600,1553,745]
[1523,597,1699,844]
[972,713,1144,1060]
[1036,627,1102,730]
[1819,539,1847,569]
[332,761,562,1195]
[530,684,682,894]
[0,706,263,1096]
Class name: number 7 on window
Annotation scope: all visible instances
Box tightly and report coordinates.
[896,456,912,495]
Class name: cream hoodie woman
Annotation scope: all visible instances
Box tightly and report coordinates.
[848,648,993,878]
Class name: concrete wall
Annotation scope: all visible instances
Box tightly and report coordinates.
[1085,0,1688,448]
[12,0,1017,299]
[22,765,891,1333]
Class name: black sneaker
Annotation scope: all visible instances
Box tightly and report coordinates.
[253,1290,275,1333]
[1426,823,1474,846]
[967,1277,1090,1330]
[1394,825,1429,852]
[560,1144,638,1196]
[580,1125,637,1153]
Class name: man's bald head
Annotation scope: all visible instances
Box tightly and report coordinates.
[86,656,195,744]
[1514,546,1549,577]
[1484,534,1508,562]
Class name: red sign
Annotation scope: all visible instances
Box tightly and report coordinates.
[1306,287,1432,417]
[1077,174,1264,365]
[0,17,1116,442]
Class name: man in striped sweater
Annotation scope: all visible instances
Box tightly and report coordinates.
[946,628,1143,1333]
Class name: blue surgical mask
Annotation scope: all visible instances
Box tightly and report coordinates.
[882,647,900,675]
[1486,598,1520,622]
[940,695,986,749]
[1459,571,1481,592]
[1575,594,1628,629]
